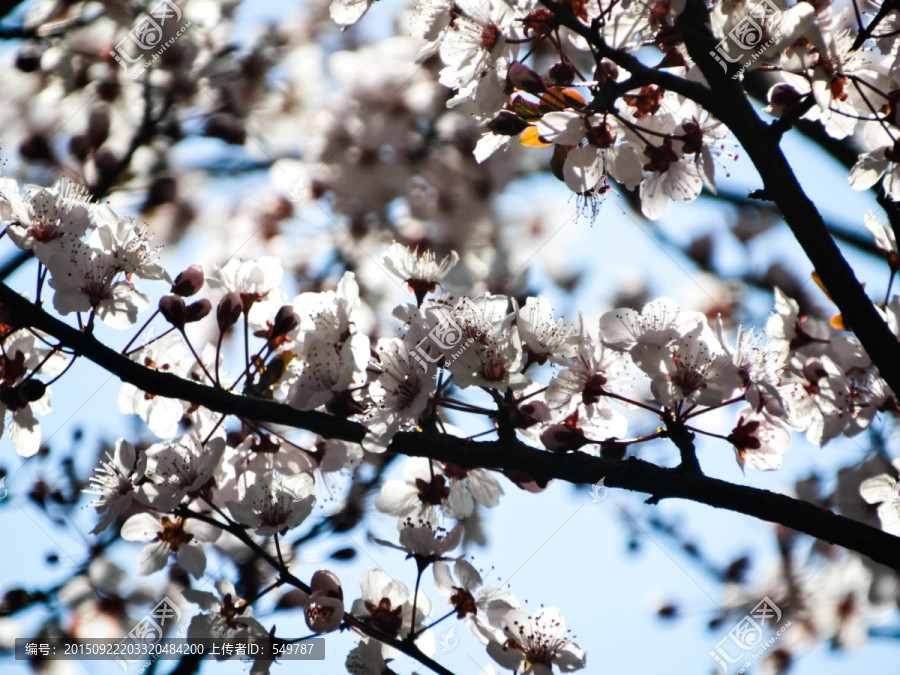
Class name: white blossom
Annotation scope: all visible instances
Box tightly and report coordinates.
[860,459,900,535]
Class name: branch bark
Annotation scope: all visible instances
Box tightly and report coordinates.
[673,0,900,398]
[540,0,900,401]
[3,281,900,571]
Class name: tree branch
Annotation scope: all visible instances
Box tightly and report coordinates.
[387,434,900,571]
[3,281,900,571]
[537,0,714,108]
[851,0,900,51]
[179,507,455,675]
[671,0,900,399]
[0,281,364,443]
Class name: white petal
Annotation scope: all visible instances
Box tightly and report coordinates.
[563,145,603,194]
[121,513,161,541]
[535,112,585,145]
[474,133,510,163]
[177,544,207,578]
[374,481,420,515]
[138,541,169,575]
[11,407,41,457]
[860,474,897,504]
[849,154,887,191]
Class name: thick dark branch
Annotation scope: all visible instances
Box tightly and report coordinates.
[536,0,900,389]
[388,434,900,571]
[0,249,32,280]
[743,72,900,248]
[3,281,900,571]
[672,0,900,398]
[0,281,365,443]
[662,412,701,473]
[0,0,26,24]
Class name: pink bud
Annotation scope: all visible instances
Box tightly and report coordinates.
[309,570,343,600]
[304,595,343,634]
[540,423,589,452]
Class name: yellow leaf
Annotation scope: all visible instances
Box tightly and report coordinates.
[811,270,832,301]
[520,126,552,147]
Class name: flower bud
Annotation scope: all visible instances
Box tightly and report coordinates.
[548,61,575,86]
[15,47,42,73]
[272,305,298,339]
[304,595,343,633]
[304,570,344,633]
[309,570,343,600]
[540,423,589,452]
[17,379,46,403]
[767,83,803,117]
[205,114,247,145]
[513,400,550,429]
[508,62,547,95]
[600,440,627,460]
[158,295,186,330]
[487,110,529,137]
[594,60,619,88]
[171,265,205,296]
[185,299,212,323]
[217,292,243,332]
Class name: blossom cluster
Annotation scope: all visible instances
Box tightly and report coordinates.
[2,171,899,670]
[315,0,900,219]
[1,0,900,670]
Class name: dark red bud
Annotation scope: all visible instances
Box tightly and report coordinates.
[272,305,298,338]
[159,295,187,329]
[17,379,46,403]
[171,265,205,296]
[217,292,243,332]
[600,440,627,460]
[204,114,247,145]
[548,61,575,86]
[595,60,619,88]
[513,401,550,429]
[540,423,590,452]
[769,84,803,113]
[15,47,42,73]
[508,62,547,95]
[487,110,530,136]
[185,299,212,323]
